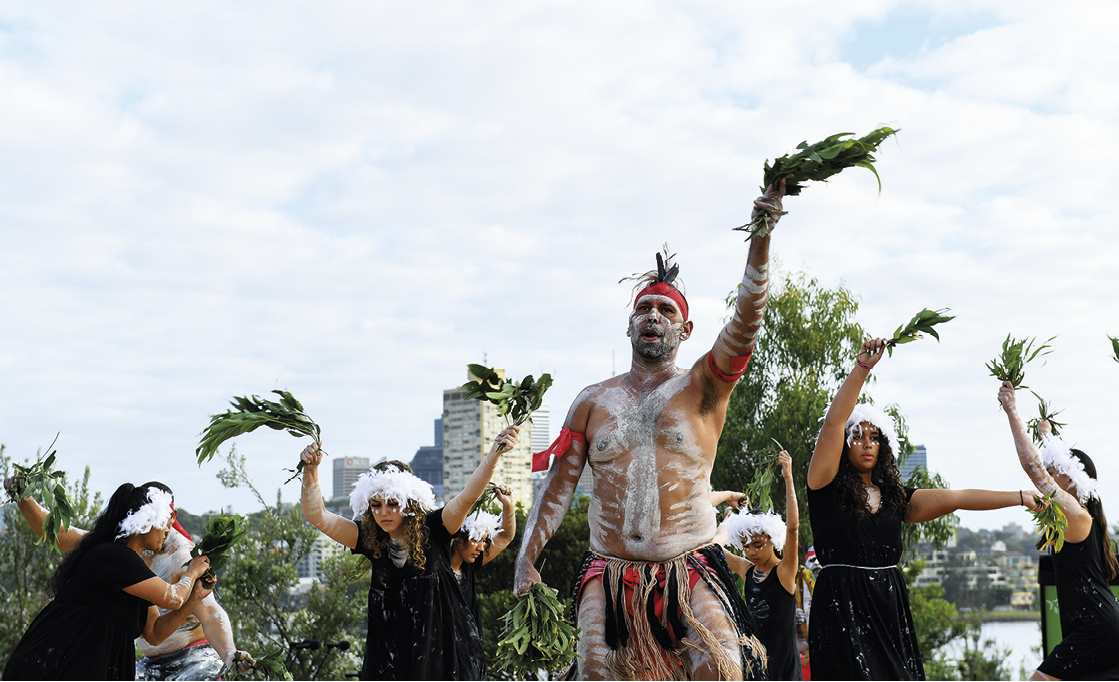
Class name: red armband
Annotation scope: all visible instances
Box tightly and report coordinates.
[532,427,586,473]
[707,350,752,383]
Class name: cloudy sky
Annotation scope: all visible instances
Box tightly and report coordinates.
[1,1,1116,532]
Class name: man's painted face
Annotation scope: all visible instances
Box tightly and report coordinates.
[628,295,688,360]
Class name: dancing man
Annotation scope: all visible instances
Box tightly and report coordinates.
[515,184,785,680]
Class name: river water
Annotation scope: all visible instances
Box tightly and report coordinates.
[942,620,1042,680]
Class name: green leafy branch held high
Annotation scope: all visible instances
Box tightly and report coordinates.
[735,127,899,238]
[1026,393,1066,445]
[458,364,553,431]
[871,308,955,358]
[5,435,76,552]
[745,438,785,513]
[985,335,1055,390]
[197,390,322,484]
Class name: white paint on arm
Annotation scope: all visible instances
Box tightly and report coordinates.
[301,478,359,549]
[1004,403,1059,497]
[195,596,236,665]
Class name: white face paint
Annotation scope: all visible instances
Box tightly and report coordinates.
[629,295,687,361]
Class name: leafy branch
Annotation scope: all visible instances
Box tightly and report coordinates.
[459,365,553,442]
[985,335,1055,390]
[186,514,248,584]
[5,434,76,552]
[1109,336,1119,364]
[735,127,899,238]
[1026,392,1066,444]
[224,648,293,681]
[745,438,785,513]
[197,390,322,484]
[1030,492,1068,552]
[496,582,580,678]
[879,308,955,357]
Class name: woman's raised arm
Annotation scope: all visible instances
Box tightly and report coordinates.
[298,443,359,549]
[444,426,519,535]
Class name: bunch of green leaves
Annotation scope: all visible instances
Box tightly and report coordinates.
[985,335,1055,390]
[225,648,293,681]
[735,127,898,238]
[459,365,553,428]
[1109,336,1119,364]
[496,582,580,678]
[745,439,785,513]
[1026,392,1066,444]
[197,390,321,483]
[880,308,954,357]
[5,438,76,552]
[468,482,501,518]
[186,513,248,582]
[1030,491,1068,552]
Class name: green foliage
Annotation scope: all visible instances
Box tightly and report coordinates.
[459,365,553,427]
[0,446,103,672]
[941,610,1012,681]
[744,439,783,513]
[1026,392,1066,444]
[188,514,248,582]
[5,436,77,552]
[985,335,1054,390]
[713,272,865,550]
[1030,492,1067,552]
[215,447,365,680]
[882,308,954,357]
[197,390,321,483]
[1109,336,1119,364]
[900,464,957,560]
[496,583,580,678]
[226,648,294,681]
[736,127,898,237]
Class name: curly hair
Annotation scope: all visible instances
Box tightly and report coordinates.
[359,459,431,571]
[833,428,908,521]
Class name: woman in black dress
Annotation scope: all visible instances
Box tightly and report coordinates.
[298,426,519,680]
[3,482,214,680]
[448,484,517,642]
[718,450,802,680]
[998,382,1119,680]
[807,338,1044,680]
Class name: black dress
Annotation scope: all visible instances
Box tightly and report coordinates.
[352,507,485,680]
[744,565,802,680]
[1037,523,1119,679]
[453,559,483,643]
[806,480,922,680]
[3,542,156,680]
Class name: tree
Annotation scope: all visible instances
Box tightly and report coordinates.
[214,447,367,680]
[0,445,104,671]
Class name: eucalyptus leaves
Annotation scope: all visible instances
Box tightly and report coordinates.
[986,335,1054,390]
[225,648,293,681]
[1030,491,1068,552]
[185,514,248,584]
[736,127,899,238]
[458,364,552,430]
[5,436,75,552]
[745,439,785,513]
[1026,393,1066,444]
[496,583,580,678]
[197,390,322,483]
[880,308,954,357]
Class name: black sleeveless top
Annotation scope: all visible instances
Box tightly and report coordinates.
[744,565,802,680]
[1037,522,1119,680]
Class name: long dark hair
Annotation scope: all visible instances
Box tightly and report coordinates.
[834,427,908,520]
[48,481,173,596]
[1047,449,1117,580]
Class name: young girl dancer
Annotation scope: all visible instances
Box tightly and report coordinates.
[3,483,214,680]
[998,382,1119,680]
[807,338,1044,680]
[718,450,802,680]
[448,484,517,642]
[298,425,518,680]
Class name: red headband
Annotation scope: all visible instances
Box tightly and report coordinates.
[169,502,192,542]
[634,282,689,321]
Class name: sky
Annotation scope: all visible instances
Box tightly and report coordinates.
[1,1,1116,533]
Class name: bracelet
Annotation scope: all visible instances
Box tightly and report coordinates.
[1019,490,1024,506]
[857,361,872,371]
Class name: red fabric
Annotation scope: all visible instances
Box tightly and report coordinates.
[170,502,192,542]
[634,282,689,321]
[532,427,586,473]
[578,554,709,645]
[707,350,752,383]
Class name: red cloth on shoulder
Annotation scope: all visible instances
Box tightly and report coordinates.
[707,349,752,383]
[532,427,586,473]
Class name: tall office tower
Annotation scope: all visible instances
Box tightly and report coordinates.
[412,417,444,500]
[333,456,371,500]
[900,444,928,481]
[442,368,534,508]
[530,404,551,453]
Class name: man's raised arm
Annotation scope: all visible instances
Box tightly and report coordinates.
[513,398,591,594]
[710,183,785,376]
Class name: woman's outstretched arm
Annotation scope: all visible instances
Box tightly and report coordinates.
[808,338,886,490]
[298,443,359,549]
[997,382,1092,541]
[905,487,1042,523]
[443,425,519,535]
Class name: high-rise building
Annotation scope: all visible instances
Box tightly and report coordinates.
[900,444,927,481]
[530,404,551,453]
[333,456,371,500]
[443,368,534,508]
[412,418,444,501]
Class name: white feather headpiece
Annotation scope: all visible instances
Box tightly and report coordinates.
[843,402,899,453]
[723,510,787,552]
[460,510,502,542]
[116,488,175,540]
[1040,434,1098,503]
[349,465,437,519]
